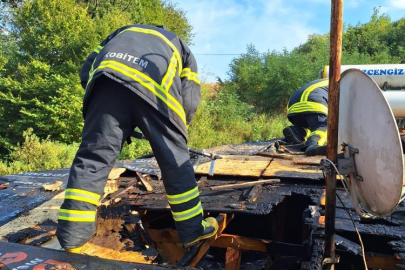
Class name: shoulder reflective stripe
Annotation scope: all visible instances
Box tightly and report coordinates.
[94,45,103,54]
[181,68,200,85]
[172,201,203,222]
[167,186,199,205]
[58,209,96,222]
[161,54,177,92]
[119,27,183,75]
[95,60,186,125]
[300,80,329,102]
[287,102,328,115]
[85,58,99,90]
[65,188,100,206]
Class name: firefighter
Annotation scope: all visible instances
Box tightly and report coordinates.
[56,24,218,253]
[282,79,329,156]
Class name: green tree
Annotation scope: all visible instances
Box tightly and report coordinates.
[0,0,192,157]
[78,0,194,44]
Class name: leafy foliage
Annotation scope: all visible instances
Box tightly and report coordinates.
[0,0,193,156]
[187,84,288,150]
[0,128,78,176]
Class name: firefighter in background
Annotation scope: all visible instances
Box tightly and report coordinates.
[56,24,218,252]
[282,79,329,156]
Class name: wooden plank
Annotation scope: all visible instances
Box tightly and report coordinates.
[210,179,279,191]
[262,158,323,179]
[80,242,151,264]
[293,156,323,166]
[195,155,271,177]
[108,167,126,180]
[155,242,185,265]
[136,172,153,192]
[213,234,268,252]
[365,253,405,270]
[188,214,231,267]
[225,247,241,270]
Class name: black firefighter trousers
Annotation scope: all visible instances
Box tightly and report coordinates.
[57,76,203,249]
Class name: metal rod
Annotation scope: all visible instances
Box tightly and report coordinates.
[324,0,343,269]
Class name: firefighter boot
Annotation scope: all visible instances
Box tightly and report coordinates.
[183,217,219,248]
[305,145,327,156]
[283,126,307,144]
[304,134,327,156]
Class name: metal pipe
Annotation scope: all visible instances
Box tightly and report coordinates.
[383,91,405,118]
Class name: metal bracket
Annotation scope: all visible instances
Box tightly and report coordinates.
[320,159,332,175]
[322,255,340,266]
[337,143,363,181]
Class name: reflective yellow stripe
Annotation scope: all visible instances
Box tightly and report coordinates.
[181,68,200,85]
[300,80,329,102]
[64,188,100,206]
[94,45,103,54]
[119,27,183,75]
[91,60,186,125]
[161,54,177,91]
[309,130,327,145]
[172,202,203,222]
[58,209,96,222]
[202,219,207,230]
[287,102,328,115]
[167,186,199,205]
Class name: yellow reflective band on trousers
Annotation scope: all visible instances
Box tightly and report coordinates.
[90,60,187,125]
[161,54,177,92]
[181,68,200,85]
[119,27,183,75]
[167,186,199,205]
[287,102,328,115]
[300,80,329,102]
[94,45,103,54]
[172,201,203,222]
[64,188,100,206]
[202,219,207,230]
[309,130,327,145]
[58,209,96,222]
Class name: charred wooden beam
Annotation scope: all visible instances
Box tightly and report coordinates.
[225,247,242,270]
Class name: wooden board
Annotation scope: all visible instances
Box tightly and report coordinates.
[194,155,271,177]
[262,158,323,179]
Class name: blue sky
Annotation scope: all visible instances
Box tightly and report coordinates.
[168,0,405,83]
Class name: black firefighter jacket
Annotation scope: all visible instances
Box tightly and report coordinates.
[287,79,329,117]
[80,24,201,138]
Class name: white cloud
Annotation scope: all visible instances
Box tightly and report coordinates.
[389,0,405,9]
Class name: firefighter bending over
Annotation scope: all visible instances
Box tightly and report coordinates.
[56,24,218,252]
[283,79,329,156]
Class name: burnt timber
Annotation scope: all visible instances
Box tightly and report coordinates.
[1,140,405,269]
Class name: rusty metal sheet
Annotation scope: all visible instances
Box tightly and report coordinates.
[262,158,323,180]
